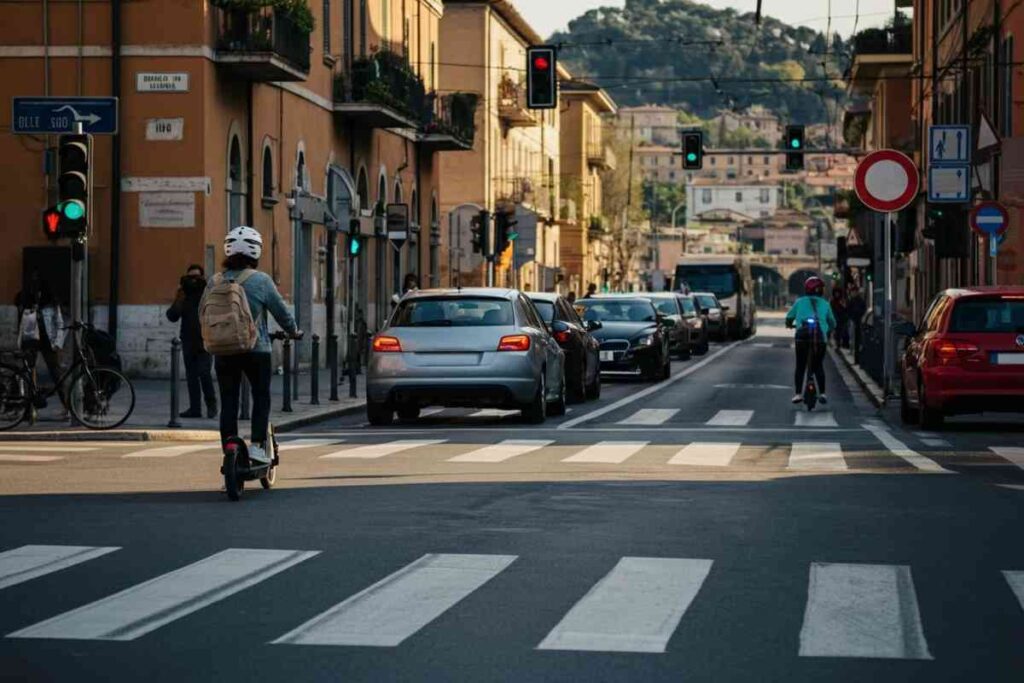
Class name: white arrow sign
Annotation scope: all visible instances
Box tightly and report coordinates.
[54,105,101,126]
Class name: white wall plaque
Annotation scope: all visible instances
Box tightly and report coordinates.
[136,72,189,92]
[139,192,195,228]
[122,177,211,195]
[145,118,184,141]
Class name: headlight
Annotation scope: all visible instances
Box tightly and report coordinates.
[633,334,655,347]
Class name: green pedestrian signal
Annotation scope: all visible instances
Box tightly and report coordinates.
[349,236,362,256]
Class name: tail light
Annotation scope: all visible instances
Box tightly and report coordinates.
[554,330,571,343]
[497,335,531,351]
[372,335,402,353]
[927,339,980,366]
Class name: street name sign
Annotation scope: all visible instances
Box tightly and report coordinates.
[12,97,119,134]
[969,201,1009,237]
[928,166,970,203]
[854,149,919,213]
[929,125,970,164]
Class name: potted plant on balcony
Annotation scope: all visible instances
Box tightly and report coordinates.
[211,0,315,36]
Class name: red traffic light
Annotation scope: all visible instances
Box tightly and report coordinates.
[43,208,61,238]
[533,56,550,70]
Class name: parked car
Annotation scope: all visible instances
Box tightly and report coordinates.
[631,293,693,359]
[899,287,1024,429]
[528,292,601,402]
[677,293,710,355]
[692,291,727,342]
[575,297,672,381]
[367,288,567,425]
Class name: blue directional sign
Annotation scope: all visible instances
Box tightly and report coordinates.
[928,165,970,203]
[12,97,119,135]
[929,125,971,165]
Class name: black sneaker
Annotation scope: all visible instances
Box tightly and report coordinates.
[179,410,203,418]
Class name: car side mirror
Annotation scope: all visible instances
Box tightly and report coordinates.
[721,305,730,312]
[584,319,602,331]
[550,320,570,335]
[659,316,676,328]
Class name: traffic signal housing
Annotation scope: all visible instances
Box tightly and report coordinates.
[348,219,363,256]
[784,125,805,171]
[470,210,489,255]
[926,204,969,259]
[57,133,90,237]
[526,45,557,109]
[682,131,704,170]
[494,208,518,257]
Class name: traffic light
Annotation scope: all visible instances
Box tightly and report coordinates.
[349,219,363,256]
[927,204,968,258]
[682,131,704,170]
[494,209,518,256]
[526,45,557,109]
[57,133,90,237]
[784,125,805,171]
[470,210,489,254]
[42,206,62,240]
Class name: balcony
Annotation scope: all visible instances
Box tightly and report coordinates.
[588,216,609,237]
[852,25,912,55]
[420,93,479,152]
[334,50,426,129]
[498,75,539,128]
[847,25,913,94]
[587,144,617,171]
[214,5,311,82]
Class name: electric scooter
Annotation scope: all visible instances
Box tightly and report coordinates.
[222,423,279,501]
[801,317,821,412]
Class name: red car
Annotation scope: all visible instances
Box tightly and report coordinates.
[900,287,1024,429]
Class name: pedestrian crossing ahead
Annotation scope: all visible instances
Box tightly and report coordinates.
[3,543,1023,660]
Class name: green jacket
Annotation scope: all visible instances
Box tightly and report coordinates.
[786,296,836,338]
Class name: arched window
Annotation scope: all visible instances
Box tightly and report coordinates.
[431,195,439,227]
[228,135,243,230]
[377,172,387,214]
[296,150,307,190]
[394,179,403,205]
[356,167,369,213]
[261,146,273,199]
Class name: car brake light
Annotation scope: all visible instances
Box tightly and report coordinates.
[497,335,531,351]
[554,330,571,343]
[372,335,402,353]
[929,339,980,366]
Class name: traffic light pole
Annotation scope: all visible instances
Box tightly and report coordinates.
[70,122,86,330]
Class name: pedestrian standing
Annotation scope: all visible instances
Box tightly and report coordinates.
[586,283,597,298]
[167,264,217,418]
[566,291,577,305]
[15,269,64,389]
[830,285,849,349]
[846,285,867,357]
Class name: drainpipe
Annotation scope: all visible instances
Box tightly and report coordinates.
[109,0,122,339]
[247,84,255,225]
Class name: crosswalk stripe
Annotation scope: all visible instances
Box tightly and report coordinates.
[469,409,519,418]
[668,442,741,467]
[1003,571,1024,611]
[921,438,950,448]
[798,562,932,659]
[273,553,516,647]
[562,441,648,464]
[0,446,98,452]
[0,545,120,591]
[991,447,1024,470]
[420,408,445,417]
[788,443,847,471]
[0,455,64,463]
[862,424,950,473]
[278,439,343,452]
[706,410,753,426]
[8,548,319,641]
[320,440,445,460]
[537,557,713,653]
[121,444,215,459]
[618,409,678,425]
[794,411,838,427]
[448,440,552,463]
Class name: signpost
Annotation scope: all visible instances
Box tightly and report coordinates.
[969,201,1010,285]
[12,97,119,135]
[854,149,920,401]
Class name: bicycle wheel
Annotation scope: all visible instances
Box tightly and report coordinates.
[68,367,136,430]
[0,365,30,431]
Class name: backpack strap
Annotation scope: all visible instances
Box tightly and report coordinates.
[235,269,257,285]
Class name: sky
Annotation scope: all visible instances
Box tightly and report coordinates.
[511,0,896,40]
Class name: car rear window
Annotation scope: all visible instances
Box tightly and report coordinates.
[577,299,658,323]
[679,297,697,315]
[696,295,718,309]
[948,298,1024,333]
[392,298,514,327]
[651,299,678,316]
[531,300,555,323]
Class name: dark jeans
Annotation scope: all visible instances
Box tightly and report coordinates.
[183,349,216,413]
[215,352,272,446]
[795,339,827,395]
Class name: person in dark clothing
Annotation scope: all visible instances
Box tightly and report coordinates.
[830,285,849,349]
[166,264,217,418]
[15,270,63,390]
[846,285,867,357]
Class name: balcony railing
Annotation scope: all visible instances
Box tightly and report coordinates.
[498,75,539,127]
[334,50,426,128]
[421,92,479,152]
[852,25,912,56]
[214,6,311,81]
[587,144,617,171]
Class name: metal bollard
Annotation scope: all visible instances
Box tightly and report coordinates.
[168,338,182,429]
[348,333,357,398]
[328,334,339,402]
[240,375,251,420]
[282,337,293,413]
[310,334,320,405]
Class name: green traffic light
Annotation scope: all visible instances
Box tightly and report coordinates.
[60,200,85,221]
[349,238,361,256]
[790,138,801,149]
[686,153,697,162]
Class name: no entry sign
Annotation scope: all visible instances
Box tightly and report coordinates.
[854,149,920,213]
[969,201,1009,237]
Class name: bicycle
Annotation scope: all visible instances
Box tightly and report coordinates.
[0,322,136,430]
[799,316,823,412]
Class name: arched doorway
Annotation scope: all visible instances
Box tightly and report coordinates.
[227,135,244,231]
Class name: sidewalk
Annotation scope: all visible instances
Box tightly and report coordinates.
[3,368,366,442]
[834,346,886,407]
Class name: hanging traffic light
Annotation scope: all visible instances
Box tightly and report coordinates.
[57,133,90,237]
[526,46,557,109]
[785,125,805,171]
[682,131,704,170]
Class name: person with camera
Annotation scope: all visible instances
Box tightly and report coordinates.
[166,264,217,419]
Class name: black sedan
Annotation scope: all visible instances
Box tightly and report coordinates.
[677,294,710,355]
[575,297,672,381]
[693,291,727,342]
[528,293,601,402]
[636,292,693,359]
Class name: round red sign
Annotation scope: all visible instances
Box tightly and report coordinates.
[854,149,920,213]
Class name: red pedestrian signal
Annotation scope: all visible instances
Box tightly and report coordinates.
[43,207,62,239]
[526,46,557,110]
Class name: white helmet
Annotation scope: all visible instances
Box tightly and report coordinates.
[224,226,263,260]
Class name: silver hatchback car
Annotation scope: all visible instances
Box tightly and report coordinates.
[366,288,566,425]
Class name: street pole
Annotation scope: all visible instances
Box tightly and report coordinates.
[883,211,894,402]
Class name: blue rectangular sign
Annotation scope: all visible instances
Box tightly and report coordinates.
[928,125,971,165]
[12,97,119,134]
[927,165,970,203]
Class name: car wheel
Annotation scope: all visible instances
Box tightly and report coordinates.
[698,336,710,355]
[397,405,421,421]
[661,353,672,380]
[900,380,918,425]
[522,372,547,424]
[586,369,601,400]
[568,360,587,404]
[548,373,567,417]
[367,402,394,426]
[918,379,944,430]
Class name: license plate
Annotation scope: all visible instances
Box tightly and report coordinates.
[993,353,1024,365]
[600,351,616,362]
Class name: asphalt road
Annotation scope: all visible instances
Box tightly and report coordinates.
[2,314,1023,682]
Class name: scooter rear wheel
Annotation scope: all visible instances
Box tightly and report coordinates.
[223,441,246,501]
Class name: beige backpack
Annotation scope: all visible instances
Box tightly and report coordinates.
[200,270,258,355]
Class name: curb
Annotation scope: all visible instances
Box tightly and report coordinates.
[832,347,885,408]
[0,402,366,442]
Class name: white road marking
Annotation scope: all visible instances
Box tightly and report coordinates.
[559,341,744,429]
[8,548,318,641]
[788,443,847,471]
[537,557,713,653]
[862,424,950,473]
[420,408,445,417]
[469,409,519,418]
[273,554,516,647]
[668,442,741,467]
[278,439,343,451]
[706,410,753,426]
[121,444,216,459]
[795,411,838,427]
[991,447,1024,470]
[1003,571,1024,612]
[0,545,120,590]
[0,445,97,452]
[753,343,774,348]
[798,562,932,659]
[562,441,648,464]
[921,438,950,448]
[618,409,678,425]
[320,440,445,460]
[713,384,790,390]
[447,440,552,463]
[0,455,64,463]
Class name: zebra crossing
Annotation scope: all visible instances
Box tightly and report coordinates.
[2,543,1023,659]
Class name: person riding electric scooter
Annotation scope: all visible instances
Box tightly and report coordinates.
[785,276,836,406]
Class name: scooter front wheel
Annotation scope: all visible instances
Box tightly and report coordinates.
[223,441,246,501]
[260,465,276,489]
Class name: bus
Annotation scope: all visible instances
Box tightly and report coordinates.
[675,256,756,339]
